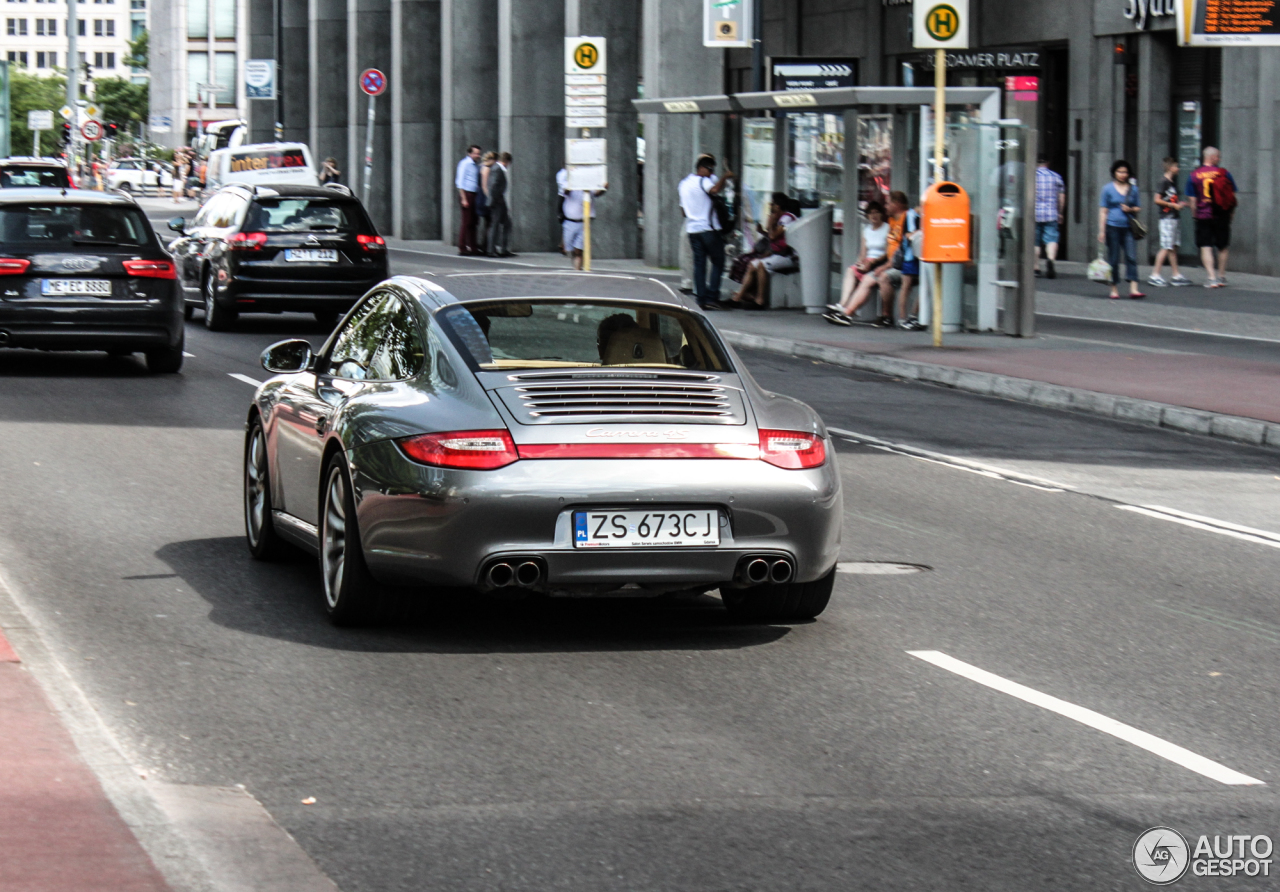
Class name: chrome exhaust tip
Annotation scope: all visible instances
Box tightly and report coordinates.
[769,559,793,584]
[515,561,542,587]
[0,330,10,346]
[745,558,771,585]
[487,562,514,588]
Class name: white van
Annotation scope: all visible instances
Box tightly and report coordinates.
[205,142,319,191]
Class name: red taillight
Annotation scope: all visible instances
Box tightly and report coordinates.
[356,233,385,251]
[0,258,30,275]
[758,429,826,469]
[517,442,759,460]
[122,259,177,279]
[228,231,268,251]
[400,430,519,470]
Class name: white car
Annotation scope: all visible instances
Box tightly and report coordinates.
[106,159,174,194]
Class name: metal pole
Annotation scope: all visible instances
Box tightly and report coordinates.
[33,129,39,158]
[583,193,592,271]
[274,0,284,141]
[932,47,945,348]
[751,0,764,91]
[362,94,376,207]
[66,0,77,165]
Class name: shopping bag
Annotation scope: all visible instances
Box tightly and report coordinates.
[1087,250,1113,283]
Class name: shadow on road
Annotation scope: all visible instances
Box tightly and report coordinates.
[156,536,791,654]
[0,349,155,378]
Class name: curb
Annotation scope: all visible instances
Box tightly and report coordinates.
[721,329,1280,451]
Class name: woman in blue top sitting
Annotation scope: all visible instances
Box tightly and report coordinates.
[1097,160,1145,299]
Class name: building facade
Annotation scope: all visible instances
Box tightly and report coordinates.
[1,0,139,81]
[149,0,247,148]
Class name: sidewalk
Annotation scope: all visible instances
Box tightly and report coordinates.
[0,627,170,892]
[389,239,1280,448]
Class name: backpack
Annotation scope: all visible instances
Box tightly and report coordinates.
[1209,169,1237,213]
[702,178,732,231]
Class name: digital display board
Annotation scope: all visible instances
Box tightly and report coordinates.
[1177,0,1280,45]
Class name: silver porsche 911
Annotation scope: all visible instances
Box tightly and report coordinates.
[244,273,842,625]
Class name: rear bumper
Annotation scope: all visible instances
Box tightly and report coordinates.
[0,302,182,350]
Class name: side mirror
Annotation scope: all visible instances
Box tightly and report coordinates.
[261,339,314,375]
[167,217,186,233]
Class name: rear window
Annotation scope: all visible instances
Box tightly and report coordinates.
[0,165,71,188]
[0,204,151,248]
[246,199,357,233]
[438,300,731,372]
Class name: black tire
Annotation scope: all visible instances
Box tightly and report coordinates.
[203,270,236,331]
[117,182,133,195]
[145,343,184,373]
[313,310,339,330]
[722,566,835,623]
[244,416,286,560]
[183,304,195,321]
[319,452,384,625]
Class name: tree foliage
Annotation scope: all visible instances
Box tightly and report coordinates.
[125,30,148,71]
[9,68,66,156]
[93,77,149,128]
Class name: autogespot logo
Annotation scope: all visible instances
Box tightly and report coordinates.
[1134,827,1190,885]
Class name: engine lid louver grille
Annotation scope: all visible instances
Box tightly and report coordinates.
[495,373,746,424]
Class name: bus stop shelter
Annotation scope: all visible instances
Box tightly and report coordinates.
[633,86,1036,337]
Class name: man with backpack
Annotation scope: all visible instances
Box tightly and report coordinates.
[1186,146,1237,288]
[678,154,735,310]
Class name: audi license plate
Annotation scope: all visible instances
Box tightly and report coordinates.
[284,249,338,263]
[574,510,720,548]
[41,278,111,296]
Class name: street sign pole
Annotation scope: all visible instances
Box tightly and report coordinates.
[362,95,376,207]
[933,48,945,347]
[565,38,608,272]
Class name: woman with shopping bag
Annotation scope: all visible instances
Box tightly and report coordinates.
[1098,160,1146,299]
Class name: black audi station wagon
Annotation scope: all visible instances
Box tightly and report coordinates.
[168,184,389,331]
[0,188,184,373]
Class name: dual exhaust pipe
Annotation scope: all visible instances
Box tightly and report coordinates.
[0,330,10,346]
[742,556,793,586]
[486,559,543,590]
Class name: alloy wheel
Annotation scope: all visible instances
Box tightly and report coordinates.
[245,426,268,546]
[321,467,347,609]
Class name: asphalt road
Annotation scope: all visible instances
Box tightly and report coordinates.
[2,226,1279,890]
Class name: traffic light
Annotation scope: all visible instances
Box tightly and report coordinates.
[60,123,72,146]
[106,122,118,139]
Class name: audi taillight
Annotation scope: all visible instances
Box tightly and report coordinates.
[399,430,519,470]
[0,258,30,275]
[758,429,826,469]
[122,259,177,279]
[228,231,268,251]
[357,233,385,251]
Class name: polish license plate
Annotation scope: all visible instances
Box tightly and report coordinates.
[284,249,338,263]
[41,278,111,296]
[574,510,720,548]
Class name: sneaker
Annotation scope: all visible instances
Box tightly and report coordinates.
[872,315,894,328]
[903,320,928,331]
[1046,259,1056,279]
[1204,278,1219,289]
[1146,274,1168,287]
[824,311,852,326]
[1216,277,1228,287]
[825,303,843,314]
[1169,274,1192,286]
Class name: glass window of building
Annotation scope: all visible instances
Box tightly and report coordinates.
[213,0,234,38]
[187,51,208,104]
[186,0,206,38]
[214,52,236,103]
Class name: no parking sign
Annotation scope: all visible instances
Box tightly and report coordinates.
[359,69,387,97]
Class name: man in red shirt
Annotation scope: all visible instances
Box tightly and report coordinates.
[1185,147,1237,288]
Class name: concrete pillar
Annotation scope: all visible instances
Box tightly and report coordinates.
[147,0,186,150]
[247,0,276,142]
[641,0,723,268]
[1256,48,1280,276]
[498,0,566,253]
[392,0,441,239]
[351,0,394,231]
[310,0,349,177]
[1137,33,1173,263]
[1220,47,1261,273]
[440,0,498,247]
[281,0,311,144]
[568,0,641,259]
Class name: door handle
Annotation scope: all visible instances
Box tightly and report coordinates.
[314,413,329,433]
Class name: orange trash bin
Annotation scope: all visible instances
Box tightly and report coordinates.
[921,181,971,263]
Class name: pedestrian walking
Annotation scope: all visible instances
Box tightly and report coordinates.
[487,153,513,257]
[1186,146,1237,288]
[1097,159,1146,300]
[455,144,482,256]
[172,152,187,203]
[1149,156,1192,287]
[677,154,734,309]
[1034,155,1065,278]
[476,151,497,255]
[557,167,606,270]
[319,157,342,185]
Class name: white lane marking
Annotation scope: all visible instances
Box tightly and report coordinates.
[1117,506,1280,550]
[1141,505,1280,543]
[907,650,1264,785]
[228,373,262,387]
[182,351,196,358]
[1038,312,1280,346]
[837,561,927,574]
[828,426,1070,491]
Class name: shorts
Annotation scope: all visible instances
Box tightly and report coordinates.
[1035,221,1060,246]
[754,253,797,273]
[901,258,919,277]
[1158,217,1180,251]
[1195,214,1231,250]
[562,219,584,251]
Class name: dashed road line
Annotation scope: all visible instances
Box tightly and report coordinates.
[907,650,1264,786]
[228,373,262,387]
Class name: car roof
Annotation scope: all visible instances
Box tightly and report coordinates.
[413,272,690,308]
[223,184,358,201]
[0,188,136,206]
[0,157,68,167]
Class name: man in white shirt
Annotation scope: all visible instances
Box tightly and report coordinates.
[455,144,482,255]
[678,154,734,309]
[556,167,606,270]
